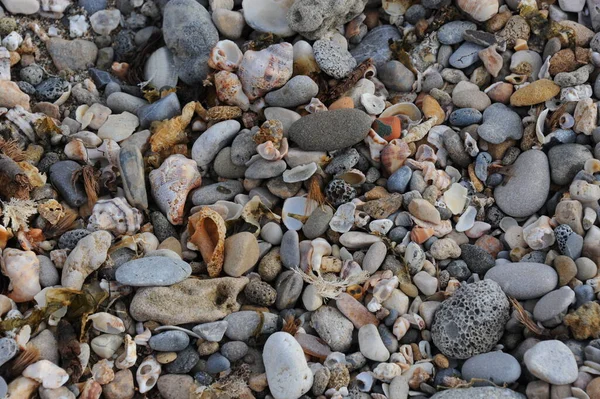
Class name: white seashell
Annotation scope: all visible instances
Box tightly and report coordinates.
[87,197,143,237]
[69,130,103,147]
[88,139,120,166]
[337,169,365,186]
[116,334,137,370]
[464,133,479,157]
[536,108,549,145]
[399,344,414,365]
[538,56,551,80]
[137,356,161,394]
[561,84,593,102]
[285,148,326,168]
[64,138,89,163]
[523,215,555,250]
[144,47,178,89]
[69,14,89,38]
[392,316,410,340]
[15,325,31,350]
[5,106,44,142]
[256,137,288,161]
[457,0,498,22]
[329,202,356,233]
[134,327,152,346]
[22,360,69,389]
[0,47,10,81]
[208,40,243,72]
[150,154,202,225]
[372,276,398,304]
[305,97,327,113]
[282,196,318,230]
[309,238,332,272]
[212,200,243,221]
[91,334,124,359]
[242,0,295,37]
[91,359,115,385]
[238,42,293,100]
[443,183,468,215]
[380,102,422,121]
[324,352,347,368]
[361,93,385,115]
[214,71,250,111]
[364,129,388,162]
[76,104,92,130]
[455,206,476,232]
[79,343,91,370]
[372,363,403,382]
[283,162,317,183]
[88,312,126,334]
[293,40,319,75]
[382,0,411,16]
[369,219,393,235]
[356,371,375,392]
[465,221,491,238]
[1,248,41,303]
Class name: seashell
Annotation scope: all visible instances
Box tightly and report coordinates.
[116,334,137,370]
[393,316,410,340]
[88,312,126,334]
[76,104,93,130]
[364,129,388,163]
[415,144,436,163]
[585,159,600,175]
[134,327,151,346]
[455,205,476,232]
[354,210,370,228]
[91,360,115,386]
[187,207,226,277]
[69,131,103,147]
[478,45,503,78]
[370,219,393,235]
[561,85,593,102]
[5,106,44,142]
[257,138,289,161]
[137,355,161,394]
[559,113,575,129]
[208,40,243,72]
[22,360,68,389]
[372,363,403,382]
[214,71,250,111]
[536,108,549,145]
[283,162,317,183]
[309,238,332,273]
[372,276,398,304]
[399,344,414,365]
[112,62,130,80]
[443,183,468,215]
[403,117,437,143]
[293,40,320,76]
[356,371,374,392]
[0,225,10,249]
[240,195,281,236]
[282,196,318,230]
[380,102,422,121]
[329,202,356,233]
[0,47,11,81]
[144,47,178,89]
[457,0,498,21]
[206,200,243,221]
[149,154,202,225]
[361,93,385,115]
[371,116,401,141]
[419,340,432,359]
[523,215,555,250]
[87,198,143,237]
[382,0,412,16]
[238,42,293,100]
[381,140,411,175]
[89,139,121,166]
[337,168,365,185]
[505,74,528,85]
[40,0,71,13]
[305,97,327,113]
[1,248,41,303]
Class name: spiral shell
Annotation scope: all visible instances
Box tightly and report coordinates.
[87,198,143,237]
[149,154,202,225]
[187,207,226,277]
[208,40,243,72]
[1,248,41,302]
[238,42,293,100]
[392,316,410,340]
[214,71,250,111]
[381,140,411,175]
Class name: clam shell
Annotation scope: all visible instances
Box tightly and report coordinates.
[187,207,226,277]
[456,0,498,22]
[380,102,422,121]
[283,162,317,183]
[536,108,549,145]
[208,40,243,72]
[144,47,178,89]
[282,196,317,230]
[337,168,366,185]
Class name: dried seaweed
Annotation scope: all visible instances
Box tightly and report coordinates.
[149,101,203,153]
[282,314,301,336]
[509,297,548,336]
[126,29,163,85]
[246,32,283,51]
[57,320,83,383]
[318,58,374,104]
[2,346,39,381]
[0,154,32,200]
[0,138,26,162]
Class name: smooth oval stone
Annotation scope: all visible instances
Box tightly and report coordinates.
[0,338,17,367]
[485,262,558,300]
[532,286,575,322]
[191,180,244,206]
[118,144,148,210]
[49,160,88,208]
[548,143,593,186]
[115,256,192,286]
[350,25,401,67]
[149,330,190,352]
[288,109,372,151]
[461,352,521,386]
[263,332,313,399]
[430,387,526,399]
[206,352,230,374]
[107,92,149,114]
[477,103,523,144]
[438,21,477,45]
[494,150,550,218]
[224,311,278,341]
[336,292,379,329]
[449,42,485,69]
[358,324,389,362]
[280,229,300,269]
[523,340,578,385]
[144,47,178,90]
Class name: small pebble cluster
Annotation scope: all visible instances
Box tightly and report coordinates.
[2,0,600,398]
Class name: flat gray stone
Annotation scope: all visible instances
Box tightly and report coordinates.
[548,143,593,186]
[524,340,578,384]
[485,262,558,300]
[430,387,525,399]
[149,331,190,352]
[449,42,485,69]
[477,103,523,144]
[438,21,477,45]
[461,352,521,386]
[494,150,550,218]
[351,25,402,67]
[532,286,575,322]
[115,256,191,286]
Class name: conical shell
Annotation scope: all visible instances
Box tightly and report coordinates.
[188,207,226,277]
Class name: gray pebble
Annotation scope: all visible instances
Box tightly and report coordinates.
[303,205,334,239]
[192,180,244,206]
[485,262,558,300]
[107,92,149,114]
[115,257,192,286]
[275,270,303,310]
[149,331,190,352]
[265,75,319,108]
[37,255,60,287]
[461,352,521,386]
[206,353,230,374]
[0,338,17,367]
[224,311,278,341]
[313,39,356,79]
[192,321,228,342]
[478,103,523,144]
[311,306,354,352]
[165,346,200,374]
[213,147,247,179]
[221,341,248,362]
[379,60,415,92]
[137,92,181,128]
[449,42,485,69]
[438,21,476,45]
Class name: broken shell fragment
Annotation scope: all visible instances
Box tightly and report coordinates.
[22,360,69,389]
[1,248,41,303]
[87,198,143,237]
[88,312,126,334]
[283,162,317,183]
[187,207,226,277]
[208,40,244,72]
[137,356,161,394]
[282,196,318,230]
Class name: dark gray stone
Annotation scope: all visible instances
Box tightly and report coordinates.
[149,331,190,352]
[165,346,200,374]
[350,25,401,67]
[191,180,244,206]
[49,161,88,208]
[137,92,181,128]
[461,352,521,386]
[548,144,593,186]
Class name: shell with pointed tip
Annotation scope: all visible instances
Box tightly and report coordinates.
[87,197,143,237]
[187,207,226,277]
[238,43,293,100]
[214,71,250,111]
[1,248,41,303]
[149,154,202,225]
[208,40,243,72]
[380,102,422,121]
[23,360,69,389]
[88,312,126,334]
[381,140,411,175]
[116,334,137,370]
[457,0,498,22]
[137,356,161,394]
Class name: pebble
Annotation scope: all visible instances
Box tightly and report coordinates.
[311,306,354,352]
[223,232,259,277]
[288,109,372,151]
[275,270,303,309]
[430,387,526,399]
[0,338,17,367]
[438,21,477,45]
[242,0,294,36]
[149,331,190,352]
[115,256,191,286]
[36,78,69,102]
[221,341,248,362]
[98,112,140,142]
[157,375,194,399]
[449,42,485,69]
[263,332,313,399]
[494,150,550,218]
[548,144,593,186]
[137,92,181,128]
[461,352,521,386]
[193,321,228,342]
[350,25,401,66]
[90,9,121,35]
[192,120,241,169]
[303,205,334,239]
[387,166,413,193]
[460,244,495,274]
[524,340,578,384]
[379,60,416,92]
[510,79,561,106]
[49,161,88,207]
[532,286,575,322]
[206,353,230,374]
[362,241,387,274]
[191,181,243,206]
[46,38,98,71]
[485,262,558,300]
[478,103,523,144]
[449,108,482,126]
[265,75,318,108]
[358,324,390,362]
[165,346,200,374]
[224,311,278,340]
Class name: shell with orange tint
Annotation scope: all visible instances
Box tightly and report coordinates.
[188,207,226,277]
